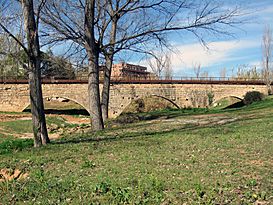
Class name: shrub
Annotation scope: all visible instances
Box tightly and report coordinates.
[114,113,140,124]
[243,91,264,105]
[207,91,215,106]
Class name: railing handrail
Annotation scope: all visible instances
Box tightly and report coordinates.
[0,75,267,85]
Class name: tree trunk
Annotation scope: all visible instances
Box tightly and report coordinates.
[86,49,104,130]
[85,0,104,130]
[101,16,118,121]
[267,81,272,95]
[101,54,113,121]
[22,0,50,146]
[28,65,49,146]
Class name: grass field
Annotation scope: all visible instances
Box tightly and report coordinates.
[0,98,273,204]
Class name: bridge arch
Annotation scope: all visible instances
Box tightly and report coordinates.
[150,95,180,109]
[117,94,180,116]
[21,96,89,114]
[213,95,243,103]
[212,95,244,109]
[0,82,269,116]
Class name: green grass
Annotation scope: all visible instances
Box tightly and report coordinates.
[46,116,72,127]
[0,98,273,204]
[0,116,69,136]
[211,96,242,110]
[0,120,33,134]
[0,138,33,155]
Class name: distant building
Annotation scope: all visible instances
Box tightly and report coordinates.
[101,62,154,80]
[111,62,149,79]
[77,62,155,80]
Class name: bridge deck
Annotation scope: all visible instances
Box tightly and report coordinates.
[0,79,266,85]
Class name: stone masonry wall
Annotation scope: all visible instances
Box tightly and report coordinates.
[0,83,268,118]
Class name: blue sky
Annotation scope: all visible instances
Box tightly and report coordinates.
[36,0,272,78]
[138,0,273,77]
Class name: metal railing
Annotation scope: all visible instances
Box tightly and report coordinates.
[76,74,264,81]
[0,75,266,85]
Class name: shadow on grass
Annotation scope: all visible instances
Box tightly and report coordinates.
[23,108,89,116]
[114,108,214,125]
[52,119,236,146]
[2,98,272,153]
[224,101,245,109]
[54,100,273,146]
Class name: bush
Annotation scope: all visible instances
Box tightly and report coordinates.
[243,91,264,105]
[114,113,140,124]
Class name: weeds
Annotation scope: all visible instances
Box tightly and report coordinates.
[0,138,33,155]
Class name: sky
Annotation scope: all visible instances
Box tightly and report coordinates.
[3,0,271,78]
[137,0,273,78]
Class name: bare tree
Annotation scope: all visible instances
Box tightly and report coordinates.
[41,0,176,121]
[236,64,261,80]
[84,0,104,130]
[191,66,209,80]
[220,67,226,79]
[262,25,273,94]
[100,0,119,121]
[148,52,172,79]
[99,0,246,119]
[41,0,104,130]
[193,63,201,79]
[0,0,50,147]
[41,0,246,124]
[200,71,209,80]
[100,0,175,120]
[164,54,172,80]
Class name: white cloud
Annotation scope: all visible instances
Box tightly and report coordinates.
[249,61,262,69]
[166,39,260,72]
[133,1,272,76]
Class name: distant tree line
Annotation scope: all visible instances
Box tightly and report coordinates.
[0,43,75,80]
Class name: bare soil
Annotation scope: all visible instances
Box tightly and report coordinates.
[0,114,32,122]
[0,113,89,124]
[0,113,90,139]
[57,115,90,124]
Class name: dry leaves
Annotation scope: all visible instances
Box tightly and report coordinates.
[0,168,28,182]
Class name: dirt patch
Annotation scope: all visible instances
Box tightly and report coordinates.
[59,115,90,124]
[0,114,31,122]
[0,112,238,140]
[0,127,33,138]
[154,115,238,126]
[49,133,63,139]
[0,113,89,124]
[249,160,265,166]
[0,113,91,140]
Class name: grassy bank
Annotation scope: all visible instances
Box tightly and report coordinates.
[0,98,272,204]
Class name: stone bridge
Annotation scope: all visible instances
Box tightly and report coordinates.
[0,80,269,118]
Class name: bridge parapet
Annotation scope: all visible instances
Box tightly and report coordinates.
[0,75,267,85]
[0,81,269,118]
